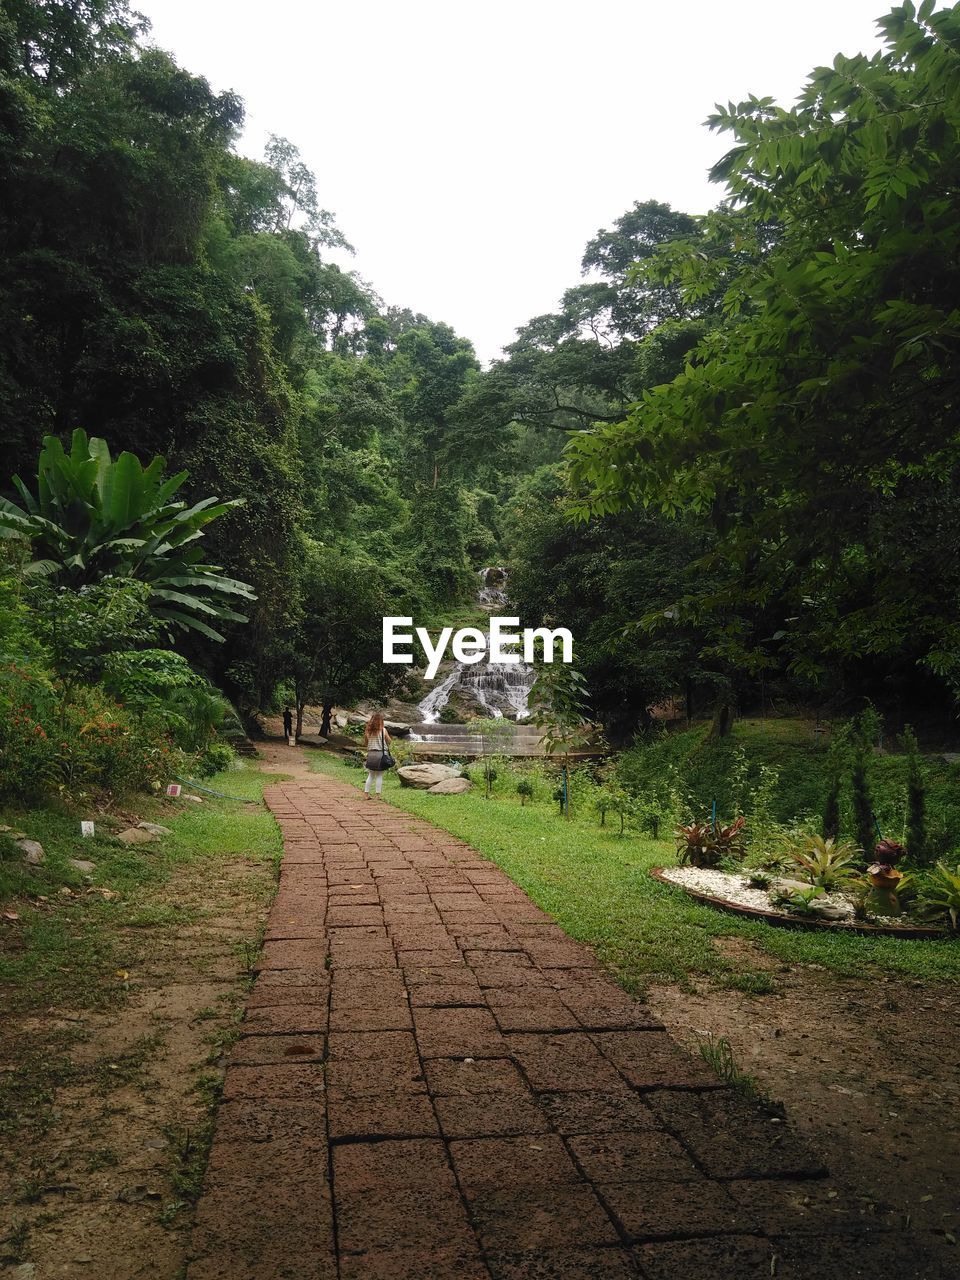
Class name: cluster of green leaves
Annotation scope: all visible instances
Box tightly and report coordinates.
[565,3,960,708]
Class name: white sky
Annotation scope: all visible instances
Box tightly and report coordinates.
[140,0,896,362]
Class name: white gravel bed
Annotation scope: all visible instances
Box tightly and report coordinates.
[659,865,855,919]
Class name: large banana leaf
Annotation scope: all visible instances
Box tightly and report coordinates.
[0,428,255,640]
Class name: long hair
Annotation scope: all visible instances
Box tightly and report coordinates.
[365,711,384,742]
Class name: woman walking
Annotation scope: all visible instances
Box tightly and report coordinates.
[363,711,393,797]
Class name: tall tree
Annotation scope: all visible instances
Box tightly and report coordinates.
[568,1,960,707]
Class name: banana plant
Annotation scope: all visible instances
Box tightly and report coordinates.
[0,429,255,640]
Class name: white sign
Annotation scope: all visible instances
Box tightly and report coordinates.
[80,821,95,838]
[166,783,182,797]
[383,616,573,680]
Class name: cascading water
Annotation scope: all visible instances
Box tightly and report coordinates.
[416,567,535,724]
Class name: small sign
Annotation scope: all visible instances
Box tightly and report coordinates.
[80,821,95,838]
[166,783,182,797]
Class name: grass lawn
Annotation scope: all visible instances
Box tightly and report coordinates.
[0,763,285,1015]
[311,752,960,991]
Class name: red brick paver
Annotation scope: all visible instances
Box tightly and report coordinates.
[187,773,951,1279]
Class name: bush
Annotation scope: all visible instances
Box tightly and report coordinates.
[0,663,58,802]
[193,741,236,778]
[0,661,178,803]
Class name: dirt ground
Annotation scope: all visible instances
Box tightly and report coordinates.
[649,937,960,1242]
[0,849,276,1279]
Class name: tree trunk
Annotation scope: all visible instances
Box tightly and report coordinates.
[320,703,333,737]
[296,703,305,740]
[707,688,734,740]
[685,677,694,725]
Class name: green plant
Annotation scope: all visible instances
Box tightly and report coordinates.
[675,816,746,868]
[772,885,826,916]
[194,741,236,778]
[919,861,960,930]
[821,722,849,840]
[696,1034,771,1107]
[789,835,859,891]
[850,708,880,862]
[594,790,614,827]
[748,870,772,889]
[529,664,595,819]
[901,726,929,867]
[516,778,534,806]
[0,429,254,640]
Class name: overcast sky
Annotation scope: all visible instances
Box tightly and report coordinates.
[139,0,896,362]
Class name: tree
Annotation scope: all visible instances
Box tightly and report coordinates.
[396,322,480,484]
[287,542,404,738]
[0,429,254,640]
[568,3,960,706]
[529,663,594,819]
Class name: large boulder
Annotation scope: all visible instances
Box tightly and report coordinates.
[397,763,460,789]
[428,777,472,795]
[347,712,411,737]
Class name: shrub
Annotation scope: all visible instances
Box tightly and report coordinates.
[920,862,960,930]
[193,741,236,778]
[772,885,826,916]
[0,662,178,803]
[516,778,534,806]
[675,816,746,868]
[789,835,859,890]
[0,663,58,802]
[900,726,929,867]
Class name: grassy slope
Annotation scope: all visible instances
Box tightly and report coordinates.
[311,753,960,989]
[0,764,284,1014]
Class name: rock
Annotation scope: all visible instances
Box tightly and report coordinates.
[346,712,411,736]
[17,839,44,865]
[69,859,96,875]
[137,821,172,837]
[814,903,848,921]
[183,794,203,804]
[772,877,813,894]
[427,777,472,795]
[116,827,157,845]
[398,763,460,789]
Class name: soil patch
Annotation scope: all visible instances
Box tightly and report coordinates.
[648,959,960,1241]
[0,850,276,1277]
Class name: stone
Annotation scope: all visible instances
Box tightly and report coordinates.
[398,763,461,789]
[183,794,204,803]
[17,839,44,864]
[137,821,172,836]
[69,859,96,875]
[347,712,411,736]
[428,777,473,795]
[116,826,157,845]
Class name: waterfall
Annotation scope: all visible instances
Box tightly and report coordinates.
[417,567,535,724]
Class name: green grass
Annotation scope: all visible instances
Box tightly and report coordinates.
[0,762,286,1013]
[311,752,960,989]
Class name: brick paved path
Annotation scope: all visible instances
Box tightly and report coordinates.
[187,773,948,1280]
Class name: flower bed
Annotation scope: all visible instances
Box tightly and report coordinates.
[651,866,948,938]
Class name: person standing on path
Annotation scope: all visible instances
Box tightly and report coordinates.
[282,707,293,742]
[363,711,392,797]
